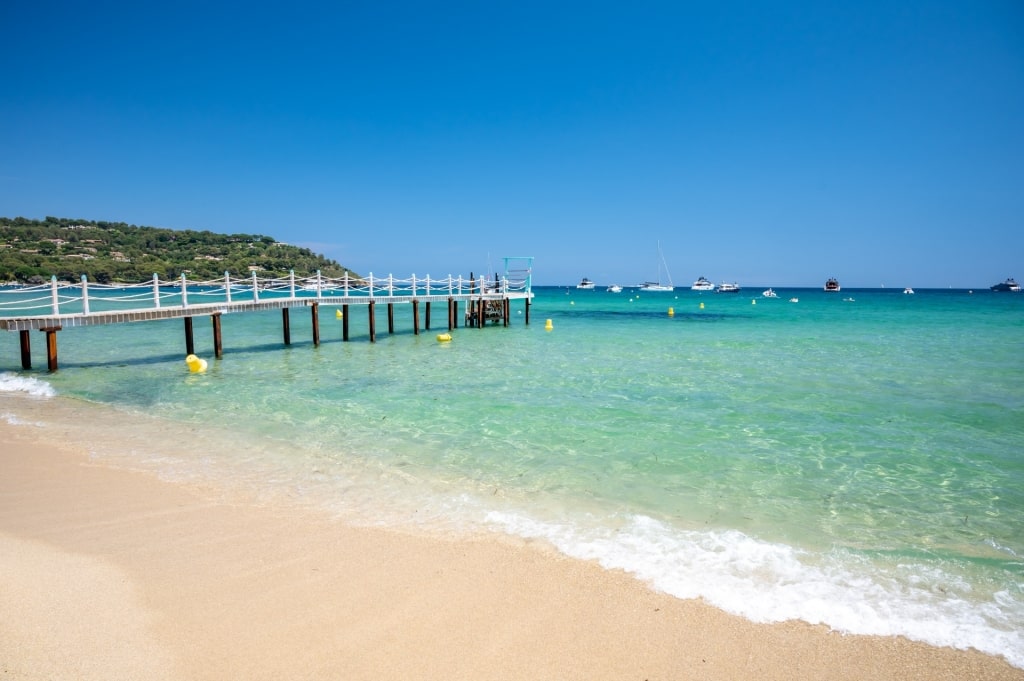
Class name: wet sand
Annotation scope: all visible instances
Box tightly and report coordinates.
[1,419,1020,681]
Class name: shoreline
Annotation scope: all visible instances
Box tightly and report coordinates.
[1,418,1021,680]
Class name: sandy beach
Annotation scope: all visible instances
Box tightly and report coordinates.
[1,419,1020,681]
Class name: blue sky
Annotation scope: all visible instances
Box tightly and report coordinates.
[2,1,1021,287]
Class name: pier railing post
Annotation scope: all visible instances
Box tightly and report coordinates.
[316,270,322,299]
[412,273,417,297]
[289,270,296,299]
[368,273,375,298]
[181,273,189,308]
[153,273,161,308]
[81,274,90,315]
[225,271,232,303]
[425,274,431,296]
[50,276,59,315]
[343,272,350,296]
[252,271,260,302]
[388,274,394,296]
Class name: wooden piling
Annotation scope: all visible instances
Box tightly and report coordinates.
[387,303,395,334]
[368,301,376,343]
[342,304,350,341]
[311,303,320,346]
[41,327,60,372]
[19,330,30,370]
[412,300,420,335]
[525,297,530,325]
[211,314,223,359]
[184,317,195,355]
[282,308,291,345]
[425,301,431,330]
[504,298,510,327]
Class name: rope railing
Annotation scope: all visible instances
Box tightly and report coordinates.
[0,269,531,318]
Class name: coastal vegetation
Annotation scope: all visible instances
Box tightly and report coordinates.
[0,216,358,284]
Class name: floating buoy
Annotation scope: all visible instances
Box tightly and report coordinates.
[699,302,705,309]
[335,309,343,319]
[668,307,674,317]
[545,319,553,331]
[570,301,575,305]
[752,299,757,305]
[185,354,208,373]
[436,333,452,342]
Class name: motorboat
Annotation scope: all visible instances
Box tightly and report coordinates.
[903,287,915,294]
[715,282,741,293]
[639,241,674,292]
[576,278,596,290]
[691,276,715,291]
[990,278,1021,292]
[824,277,841,292]
[762,288,778,298]
[606,284,623,293]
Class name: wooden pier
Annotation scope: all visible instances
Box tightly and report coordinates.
[0,262,533,371]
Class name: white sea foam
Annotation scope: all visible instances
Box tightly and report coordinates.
[484,510,1024,669]
[0,372,56,398]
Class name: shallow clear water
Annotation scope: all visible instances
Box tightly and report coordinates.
[3,286,1023,666]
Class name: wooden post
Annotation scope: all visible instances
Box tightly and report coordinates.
[447,298,454,331]
[19,330,31,370]
[504,298,510,327]
[412,300,420,335]
[525,297,530,325]
[311,303,320,346]
[282,308,291,345]
[342,303,350,341]
[368,301,376,343]
[184,317,195,355]
[211,313,223,359]
[425,301,431,330]
[41,327,60,372]
[387,303,395,334]
[479,297,485,329]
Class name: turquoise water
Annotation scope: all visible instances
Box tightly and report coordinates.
[2,286,1023,666]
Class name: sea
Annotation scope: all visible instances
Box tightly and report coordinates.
[2,285,1022,668]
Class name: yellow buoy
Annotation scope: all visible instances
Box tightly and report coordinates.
[752,299,757,305]
[335,309,343,319]
[545,319,553,331]
[436,333,452,342]
[668,307,674,317]
[699,302,705,309]
[185,354,208,373]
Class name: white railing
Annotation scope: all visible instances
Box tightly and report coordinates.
[0,270,531,318]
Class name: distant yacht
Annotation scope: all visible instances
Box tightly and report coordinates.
[576,277,596,290]
[691,276,715,291]
[638,241,674,292]
[824,277,841,292]
[903,287,915,295]
[762,288,778,298]
[990,277,1020,292]
[606,284,623,293]
[715,282,741,293]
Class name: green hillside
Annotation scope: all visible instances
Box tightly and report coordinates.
[0,216,359,284]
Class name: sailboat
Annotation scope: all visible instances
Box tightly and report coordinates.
[639,241,674,291]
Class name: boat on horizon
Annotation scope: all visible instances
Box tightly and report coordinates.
[824,277,841,292]
[903,287,915,295]
[576,277,596,290]
[606,284,623,293]
[715,282,741,293]
[638,241,674,292]
[691,276,714,291]
[990,277,1020,292]
[762,288,778,298]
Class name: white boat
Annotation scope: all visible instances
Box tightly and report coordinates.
[639,241,674,291]
[903,287,914,294]
[715,282,741,293]
[824,277,841,292]
[762,288,778,298]
[576,277,596,290]
[788,297,799,303]
[691,276,714,291]
[606,284,623,293]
